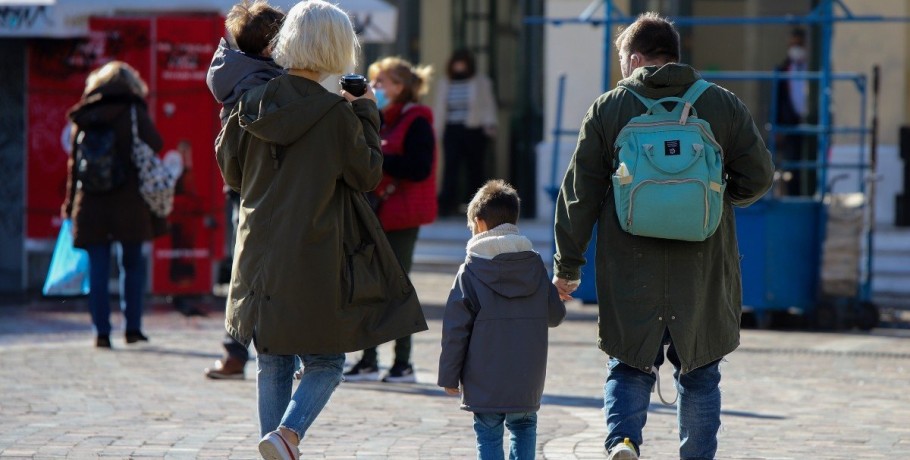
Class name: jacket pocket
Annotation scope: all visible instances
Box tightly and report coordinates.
[343,242,387,307]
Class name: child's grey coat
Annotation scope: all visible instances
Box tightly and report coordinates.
[438,225,566,413]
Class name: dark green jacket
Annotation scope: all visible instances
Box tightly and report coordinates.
[553,64,774,374]
[216,74,427,355]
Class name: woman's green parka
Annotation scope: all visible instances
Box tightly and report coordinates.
[216,75,427,355]
[554,64,774,374]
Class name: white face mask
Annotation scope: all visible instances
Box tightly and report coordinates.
[788,46,807,62]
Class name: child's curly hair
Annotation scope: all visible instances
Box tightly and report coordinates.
[226,0,285,56]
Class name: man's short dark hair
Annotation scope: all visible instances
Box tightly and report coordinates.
[226,0,285,56]
[614,12,681,63]
[467,179,521,231]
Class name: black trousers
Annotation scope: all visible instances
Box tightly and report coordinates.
[360,227,420,366]
[438,123,489,214]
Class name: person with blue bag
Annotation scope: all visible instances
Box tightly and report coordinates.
[61,61,166,350]
[551,12,774,460]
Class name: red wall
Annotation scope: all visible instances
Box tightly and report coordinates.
[26,15,226,295]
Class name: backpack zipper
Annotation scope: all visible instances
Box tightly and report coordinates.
[618,121,723,155]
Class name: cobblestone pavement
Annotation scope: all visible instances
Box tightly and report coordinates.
[2,270,910,459]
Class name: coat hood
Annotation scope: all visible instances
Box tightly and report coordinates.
[465,224,543,299]
[237,74,346,146]
[68,81,145,129]
[618,63,700,99]
[206,38,285,107]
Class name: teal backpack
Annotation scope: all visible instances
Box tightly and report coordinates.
[611,79,725,242]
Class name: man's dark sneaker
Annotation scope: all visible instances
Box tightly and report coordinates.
[205,357,245,380]
[125,331,149,344]
[343,360,380,382]
[96,335,112,349]
[382,362,416,383]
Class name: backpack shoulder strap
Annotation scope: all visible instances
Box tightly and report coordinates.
[680,79,713,105]
[618,85,668,114]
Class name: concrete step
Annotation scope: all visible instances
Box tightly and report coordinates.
[414,217,554,272]
[413,218,910,307]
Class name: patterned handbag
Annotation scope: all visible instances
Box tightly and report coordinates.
[131,106,177,217]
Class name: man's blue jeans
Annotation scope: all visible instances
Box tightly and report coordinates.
[604,335,722,460]
[257,353,345,439]
[86,242,145,336]
[473,412,537,460]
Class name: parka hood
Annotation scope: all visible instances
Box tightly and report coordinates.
[465,224,543,299]
[206,38,284,107]
[618,63,700,99]
[236,74,345,146]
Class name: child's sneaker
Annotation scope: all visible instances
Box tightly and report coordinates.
[607,438,639,460]
[343,360,380,381]
[258,430,299,460]
[382,362,416,383]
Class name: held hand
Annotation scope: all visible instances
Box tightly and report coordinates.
[552,276,580,301]
[444,387,461,396]
[341,85,377,104]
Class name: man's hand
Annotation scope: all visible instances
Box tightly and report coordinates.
[444,387,461,396]
[552,276,580,301]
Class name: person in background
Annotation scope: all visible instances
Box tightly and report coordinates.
[204,0,285,380]
[343,56,437,383]
[552,12,773,460]
[438,179,565,460]
[434,49,498,216]
[774,27,812,196]
[216,2,425,458]
[62,61,166,349]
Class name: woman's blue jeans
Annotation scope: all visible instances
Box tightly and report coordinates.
[604,335,722,460]
[257,353,345,439]
[473,412,537,460]
[86,242,145,336]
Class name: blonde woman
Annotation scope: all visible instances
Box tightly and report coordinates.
[215,2,426,458]
[343,56,437,383]
[62,61,164,349]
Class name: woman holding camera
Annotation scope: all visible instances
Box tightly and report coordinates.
[215,2,425,458]
[342,56,437,384]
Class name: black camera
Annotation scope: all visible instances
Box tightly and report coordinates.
[339,73,368,97]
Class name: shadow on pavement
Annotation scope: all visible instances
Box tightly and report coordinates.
[541,394,785,420]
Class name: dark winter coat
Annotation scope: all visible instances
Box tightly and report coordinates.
[438,224,566,413]
[63,82,165,248]
[215,74,428,355]
[553,64,774,375]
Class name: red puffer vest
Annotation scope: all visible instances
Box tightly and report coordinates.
[376,103,438,231]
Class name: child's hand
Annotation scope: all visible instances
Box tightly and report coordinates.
[444,387,461,396]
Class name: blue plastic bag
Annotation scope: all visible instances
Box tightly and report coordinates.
[42,219,90,296]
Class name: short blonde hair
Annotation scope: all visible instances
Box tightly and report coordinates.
[367,56,432,104]
[272,0,359,78]
[84,61,148,98]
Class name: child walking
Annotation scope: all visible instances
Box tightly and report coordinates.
[438,179,566,460]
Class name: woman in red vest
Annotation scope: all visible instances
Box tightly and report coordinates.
[344,57,437,383]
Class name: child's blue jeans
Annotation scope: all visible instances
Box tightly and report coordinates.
[473,411,537,460]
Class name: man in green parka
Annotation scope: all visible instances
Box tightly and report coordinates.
[552,12,774,460]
